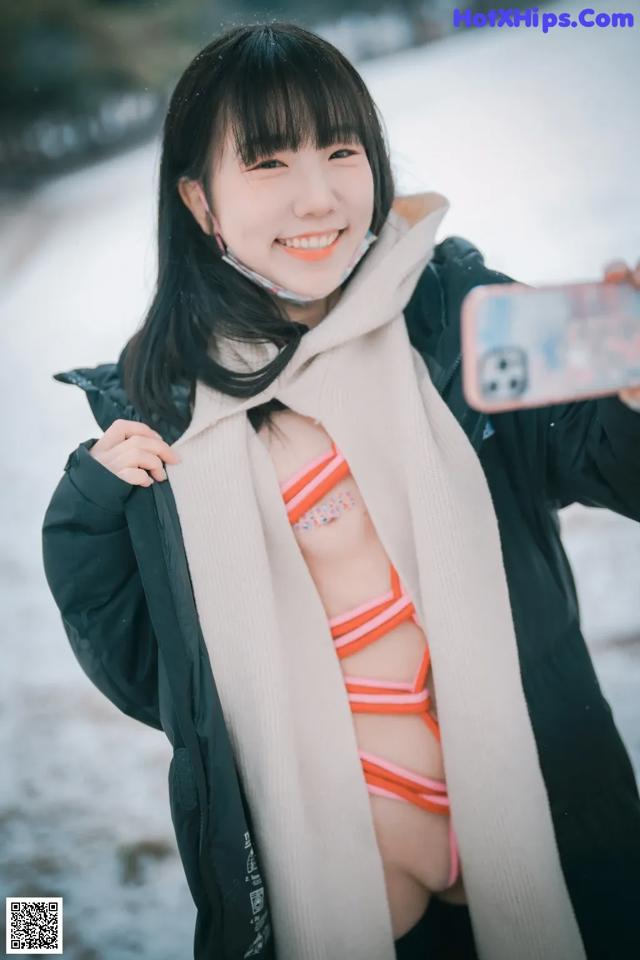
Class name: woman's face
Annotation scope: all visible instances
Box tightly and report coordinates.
[194,130,375,321]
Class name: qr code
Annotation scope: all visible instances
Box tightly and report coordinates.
[5,897,63,954]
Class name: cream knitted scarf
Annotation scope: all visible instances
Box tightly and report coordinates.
[167,192,586,960]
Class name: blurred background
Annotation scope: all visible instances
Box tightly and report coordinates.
[1,1,639,957]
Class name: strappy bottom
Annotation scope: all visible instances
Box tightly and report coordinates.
[394,896,479,960]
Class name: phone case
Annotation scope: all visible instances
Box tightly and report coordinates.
[460,280,640,413]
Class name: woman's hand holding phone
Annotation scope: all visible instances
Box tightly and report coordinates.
[603,257,640,410]
[461,256,640,413]
[88,419,181,487]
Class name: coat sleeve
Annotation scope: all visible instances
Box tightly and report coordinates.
[41,439,162,730]
[529,392,640,522]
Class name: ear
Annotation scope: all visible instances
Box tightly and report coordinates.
[178,177,220,236]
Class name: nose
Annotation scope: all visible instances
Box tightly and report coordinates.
[291,162,338,221]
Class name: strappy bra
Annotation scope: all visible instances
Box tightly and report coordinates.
[279,439,460,889]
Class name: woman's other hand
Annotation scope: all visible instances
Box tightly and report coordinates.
[603,258,640,410]
[88,419,181,486]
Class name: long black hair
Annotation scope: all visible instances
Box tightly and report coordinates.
[122,20,395,435]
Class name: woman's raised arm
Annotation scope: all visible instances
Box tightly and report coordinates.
[41,423,178,730]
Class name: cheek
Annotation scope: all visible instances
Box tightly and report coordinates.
[224,209,271,256]
[218,187,273,241]
[349,171,375,219]
[242,204,282,249]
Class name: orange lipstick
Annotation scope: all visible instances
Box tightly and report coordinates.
[276,230,344,262]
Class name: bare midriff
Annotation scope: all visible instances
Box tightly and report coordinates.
[257,410,467,939]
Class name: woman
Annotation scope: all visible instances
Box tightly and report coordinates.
[41,21,640,960]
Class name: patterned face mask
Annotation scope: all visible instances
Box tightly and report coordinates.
[220,229,378,305]
[194,181,377,305]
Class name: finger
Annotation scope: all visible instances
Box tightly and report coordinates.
[603,260,631,282]
[100,418,162,452]
[117,466,156,487]
[619,388,640,411]
[110,449,166,480]
[122,435,181,463]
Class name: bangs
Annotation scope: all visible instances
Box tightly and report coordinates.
[211,30,373,169]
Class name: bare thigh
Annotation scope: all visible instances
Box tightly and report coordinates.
[384,865,432,940]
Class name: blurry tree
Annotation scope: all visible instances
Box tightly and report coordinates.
[1,0,205,125]
[1,0,549,185]
[1,0,538,129]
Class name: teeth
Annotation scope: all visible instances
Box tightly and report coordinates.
[279,231,340,249]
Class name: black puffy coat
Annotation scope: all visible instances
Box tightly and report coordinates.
[42,237,640,959]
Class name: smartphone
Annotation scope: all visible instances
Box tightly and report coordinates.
[460,279,640,413]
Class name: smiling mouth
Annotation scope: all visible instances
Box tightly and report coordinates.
[274,228,346,262]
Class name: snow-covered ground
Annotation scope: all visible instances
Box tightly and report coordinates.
[1,3,638,956]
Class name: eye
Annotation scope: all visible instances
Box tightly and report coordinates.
[331,148,358,160]
[250,148,359,171]
[252,158,283,171]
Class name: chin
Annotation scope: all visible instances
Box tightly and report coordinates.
[297,288,339,305]
[290,275,344,300]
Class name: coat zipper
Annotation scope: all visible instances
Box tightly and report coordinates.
[145,485,222,921]
[442,352,462,394]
